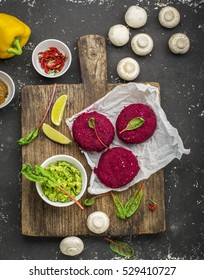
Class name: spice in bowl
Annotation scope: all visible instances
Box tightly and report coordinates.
[38,47,66,75]
[0,79,8,105]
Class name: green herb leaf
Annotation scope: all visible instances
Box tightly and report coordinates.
[83,197,96,206]
[21,163,57,188]
[88,117,95,129]
[109,240,134,259]
[119,117,145,134]
[17,84,57,146]
[21,163,44,183]
[88,117,108,149]
[125,189,143,218]
[111,193,126,219]
[17,128,39,146]
[83,193,111,207]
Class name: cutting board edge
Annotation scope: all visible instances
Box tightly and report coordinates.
[21,225,166,237]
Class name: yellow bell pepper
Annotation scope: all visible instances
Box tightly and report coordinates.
[0,13,31,59]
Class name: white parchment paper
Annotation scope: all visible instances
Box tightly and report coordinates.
[66,83,190,194]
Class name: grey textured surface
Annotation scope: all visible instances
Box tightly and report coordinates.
[0,0,203,260]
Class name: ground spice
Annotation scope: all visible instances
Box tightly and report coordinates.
[0,79,8,104]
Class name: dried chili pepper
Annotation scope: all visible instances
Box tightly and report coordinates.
[38,47,66,74]
[148,198,157,211]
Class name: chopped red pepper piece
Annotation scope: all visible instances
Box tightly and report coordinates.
[148,198,157,211]
[38,47,66,74]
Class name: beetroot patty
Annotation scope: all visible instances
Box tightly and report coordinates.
[116,103,157,144]
[72,111,114,152]
[94,147,140,188]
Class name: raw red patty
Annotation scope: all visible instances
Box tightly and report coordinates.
[72,111,114,152]
[116,103,157,144]
[94,147,140,188]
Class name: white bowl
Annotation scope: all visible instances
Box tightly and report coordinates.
[0,71,15,109]
[36,155,87,207]
[32,39,72,78]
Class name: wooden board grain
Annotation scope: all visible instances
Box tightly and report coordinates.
[21,35,165,236]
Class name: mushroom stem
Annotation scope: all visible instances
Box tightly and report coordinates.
[117,57,140,81]
[168,33,190,54]
[158,6,180,28]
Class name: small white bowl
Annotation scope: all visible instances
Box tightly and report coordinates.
[36,155,87,207]
[32,39,72,78]
[0,71,15,109]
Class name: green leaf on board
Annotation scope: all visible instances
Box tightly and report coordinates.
[125,189,143,218]
[112,193,126,220]
[17,128,39,146]
[83,197,96,206]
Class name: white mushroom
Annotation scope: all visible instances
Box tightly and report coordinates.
[87,211,110,234]
[131,33,154,56]
[168,33,190,54]
[108,24,130,47]
[125,5,147,29]
[117,57,140,81]
[59,236,84,256]
[158,6,180,28]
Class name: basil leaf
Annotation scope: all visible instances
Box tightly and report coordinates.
[88,117,95,129]
[125,189,143,218]
[110,240,134,259]
[83,197,96,206]
[119,117,145,134]
[17,128,39,146]
[112,194,126,219]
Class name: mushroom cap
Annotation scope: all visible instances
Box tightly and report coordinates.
[168,33,190,54]
[125,5,147,28]
[117,57,140,81]
[158,6,180,28]
[59,236,84,256]
[108,24,130,47]
[131,33,154,56]
[87,211,110,234]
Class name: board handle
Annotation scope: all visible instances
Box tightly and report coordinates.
[78,35,108,107]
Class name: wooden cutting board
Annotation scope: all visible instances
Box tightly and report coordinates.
[21,35,165,236]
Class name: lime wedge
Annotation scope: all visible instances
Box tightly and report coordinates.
[42,123,71,144]
[51,94,67,126]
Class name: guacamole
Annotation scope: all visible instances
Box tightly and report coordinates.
[42,161,82,203]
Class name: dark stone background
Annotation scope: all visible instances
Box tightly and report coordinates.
[0,0,203,260]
